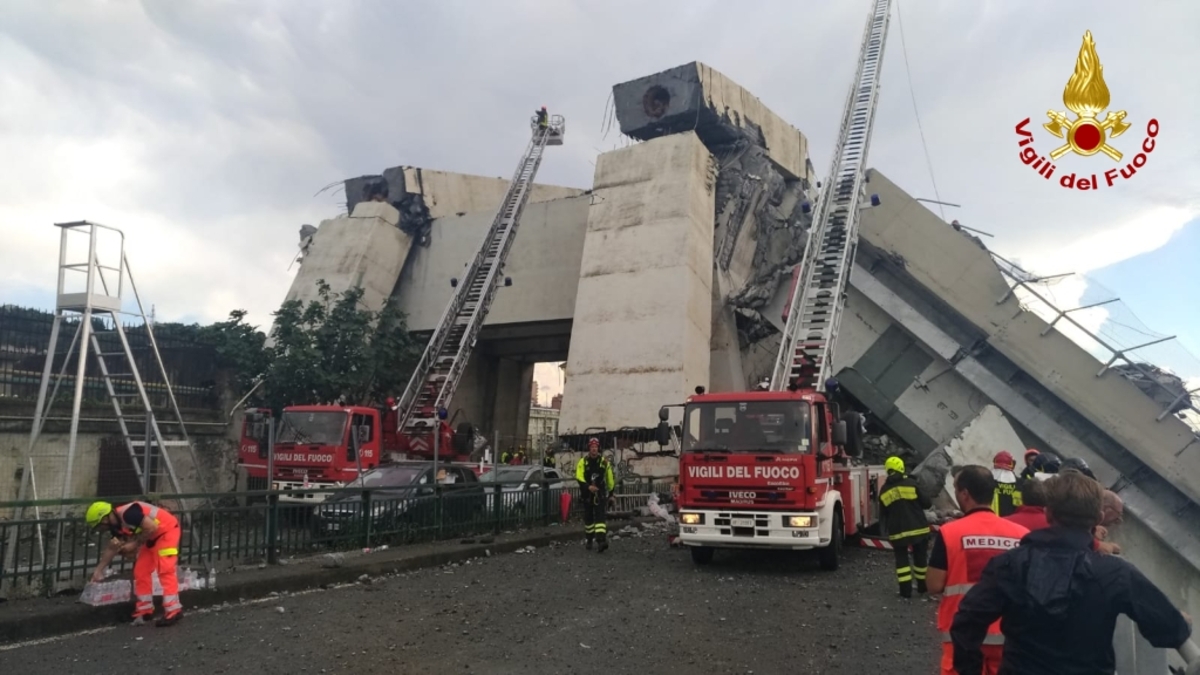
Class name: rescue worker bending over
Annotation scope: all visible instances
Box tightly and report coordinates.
[87,500,184,627]
[575,437,615,552]
[880,456,932,598]
[990,451,1022,517]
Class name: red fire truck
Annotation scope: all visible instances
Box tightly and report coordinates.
[662,386,883,570]
[237,403,461,504]
[659,0,894,570]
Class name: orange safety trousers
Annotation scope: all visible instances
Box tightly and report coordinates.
[131,519,182,619]
[941,643,1003,675]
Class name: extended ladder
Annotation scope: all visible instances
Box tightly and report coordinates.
[771,0,892,391]
[394,114,565,443]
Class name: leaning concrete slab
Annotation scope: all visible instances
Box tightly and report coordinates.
[859,170,1200,507]
[559,132,716,434]
[284,201,412,314]
[613,62,813,183]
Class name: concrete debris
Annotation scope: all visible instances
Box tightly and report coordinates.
[862,434,915,467]
[514,546,536,554]
[275,607,286,614]
[320,553,345,569]
[1112,363,1194,414]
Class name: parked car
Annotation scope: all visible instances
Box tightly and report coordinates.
[312,461,486,543]
[480,465,572,515]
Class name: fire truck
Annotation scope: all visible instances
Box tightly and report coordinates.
[660,0,893,570]
[235,112,566,502]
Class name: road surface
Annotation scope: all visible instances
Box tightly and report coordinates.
[1,524,939,674]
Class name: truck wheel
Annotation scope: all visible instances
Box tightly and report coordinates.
[690,546,715,565]
[818,509,843,571]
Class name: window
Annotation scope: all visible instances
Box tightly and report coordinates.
[682,400,811,453]
[814,404,828,444]
[278,411,348,446]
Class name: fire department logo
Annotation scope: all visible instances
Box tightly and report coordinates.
[1014,30,1159,191]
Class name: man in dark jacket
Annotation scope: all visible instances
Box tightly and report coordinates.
[951,471,1192,675]
[880,456,932,598]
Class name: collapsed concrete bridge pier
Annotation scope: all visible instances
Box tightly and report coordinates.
[284,62,1200,660]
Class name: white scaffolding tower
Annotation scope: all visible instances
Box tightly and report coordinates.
[11,222,205,561]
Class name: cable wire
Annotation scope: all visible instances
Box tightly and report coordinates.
[895,0,946,221]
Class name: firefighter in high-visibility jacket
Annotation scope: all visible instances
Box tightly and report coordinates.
[575,437,615,552]
[880,456,933,598]
[87,500,184,627]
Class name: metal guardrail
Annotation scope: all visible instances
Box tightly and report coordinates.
[0,479,674,598]
[0,480,628,598]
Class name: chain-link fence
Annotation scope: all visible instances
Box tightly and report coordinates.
[992,253,1199,433]
[0,305,218,410]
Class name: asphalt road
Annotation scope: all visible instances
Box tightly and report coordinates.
[0,523,939,674]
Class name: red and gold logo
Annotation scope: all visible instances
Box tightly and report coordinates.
[1014,31,1158,191]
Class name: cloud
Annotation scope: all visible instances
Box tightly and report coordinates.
[0,0,1196,339]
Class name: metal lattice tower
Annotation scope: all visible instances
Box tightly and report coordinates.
[394,115,565,448]
[771,0,892,391]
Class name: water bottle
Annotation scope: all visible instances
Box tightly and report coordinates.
[80,579,131,606]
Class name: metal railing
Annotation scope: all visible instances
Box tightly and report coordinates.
[0,478,676,598]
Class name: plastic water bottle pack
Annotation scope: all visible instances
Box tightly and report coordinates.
[78,567,217,607]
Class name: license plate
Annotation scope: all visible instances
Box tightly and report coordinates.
[731,517,754,528]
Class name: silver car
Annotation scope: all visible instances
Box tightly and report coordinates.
[480,466,572,515]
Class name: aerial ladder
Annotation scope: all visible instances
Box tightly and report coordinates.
[392,113,565,458]
[771,0,891,393]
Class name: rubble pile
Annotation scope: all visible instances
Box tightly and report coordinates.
[1112,363,1194,414]
[861,433,914,467]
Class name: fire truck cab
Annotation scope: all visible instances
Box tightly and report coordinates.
[664,385,884,570]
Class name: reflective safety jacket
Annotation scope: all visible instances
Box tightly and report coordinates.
[879,472,931,541]
[114,501,179,540]
[991,469,1023,517]
[936,508,1030,645]
[575,455,615,496]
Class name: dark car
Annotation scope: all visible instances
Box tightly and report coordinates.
[312,462,486,543]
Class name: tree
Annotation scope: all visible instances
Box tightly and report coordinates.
[261,281,421,410]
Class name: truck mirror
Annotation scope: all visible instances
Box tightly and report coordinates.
[655,421,671,447]
[658,407,670,422]
[832,420,848,445]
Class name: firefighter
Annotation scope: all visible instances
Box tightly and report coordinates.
[880,456,932,598]
[536,106,548,128]
[926,466,1030,675]
[990,451,1022,517]
[543,448,556,468]
[1018,448,1040,483]
[500,448,513,464]
[575,437,615,552]
[87,500,184,627]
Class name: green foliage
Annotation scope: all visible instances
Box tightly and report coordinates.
[152,311,270,393]
[260,280,421,409]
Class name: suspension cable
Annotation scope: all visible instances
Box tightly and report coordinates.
[895,0,946,221]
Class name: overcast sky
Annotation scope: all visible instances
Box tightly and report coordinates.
[2,0,1198,400]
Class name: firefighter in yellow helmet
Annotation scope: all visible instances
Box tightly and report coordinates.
[879,456,932,598]
[86,500,184,626]
[575,437,615,552]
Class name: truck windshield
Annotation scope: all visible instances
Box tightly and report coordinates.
[277,411,348,446]
[682,401,811,453]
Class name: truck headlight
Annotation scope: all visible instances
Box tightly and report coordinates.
[786,515,813,528]
[680,513,703,525]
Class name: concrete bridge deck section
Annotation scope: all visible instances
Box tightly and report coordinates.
[613,61,815,183]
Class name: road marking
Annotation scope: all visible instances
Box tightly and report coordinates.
[0,582,361,652]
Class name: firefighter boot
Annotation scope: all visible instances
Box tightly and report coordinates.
[597,536,609,553]
[585,536,594,551]
[156,611,183,627]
